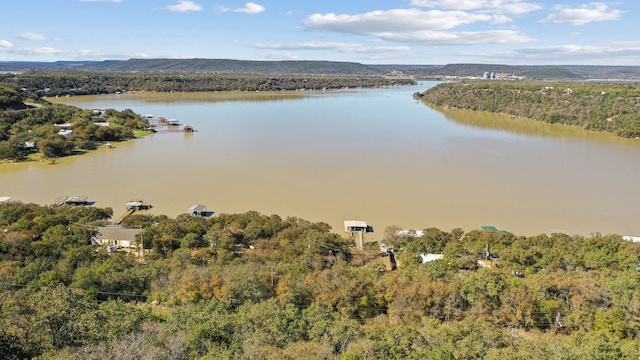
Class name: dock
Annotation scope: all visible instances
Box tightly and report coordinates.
[114,209,135,225]
[187,204,213,217]
[146,116,195,133]
[114,201,152,225]
[55,195,91,206]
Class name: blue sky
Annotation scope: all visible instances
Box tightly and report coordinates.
[1,0,638,65]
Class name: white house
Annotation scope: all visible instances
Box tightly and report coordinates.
[623,236,640,243]
[92,225,143,248]
[420,253,444,263]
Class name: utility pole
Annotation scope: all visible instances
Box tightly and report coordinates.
[271,267,275,288]
[139,226,144,261]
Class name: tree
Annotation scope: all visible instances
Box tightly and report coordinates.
[37,135,74,158]
[0,140,26,161]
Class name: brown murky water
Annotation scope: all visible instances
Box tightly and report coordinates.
[3,82,640,238]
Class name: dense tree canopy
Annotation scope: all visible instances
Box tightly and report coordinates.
[0,86,149,161]
[1,201,640,359]
[415,81,640,138]
[0,72,415,97]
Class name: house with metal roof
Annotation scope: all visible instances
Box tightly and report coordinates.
[92,225,142,249]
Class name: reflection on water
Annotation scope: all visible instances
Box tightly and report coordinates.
[3,83,640,238]
[432,106,637,144]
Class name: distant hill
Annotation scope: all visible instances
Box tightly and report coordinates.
[397,64,640,80]
[1,59,640,80]
[0,59,384,76]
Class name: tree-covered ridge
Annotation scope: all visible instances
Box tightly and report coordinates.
[415,81,640,138]
[1,201,640,359]
[0,59,386,76]
[0,85,150,161]
[0,72,415,97]
[3,59,640,81]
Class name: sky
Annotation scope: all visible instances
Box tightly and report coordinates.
[1,0,639,65]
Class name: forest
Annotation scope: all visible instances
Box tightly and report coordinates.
[1,201,640,359]
[414,81,640,138]
[0,72,415,97]
[2,59,640,81]
[0,85,150,162]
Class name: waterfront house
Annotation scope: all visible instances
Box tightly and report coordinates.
[92,225,142,249]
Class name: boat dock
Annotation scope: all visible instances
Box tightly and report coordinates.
[114,209,135,225]
[55,195,91,206]
[114,200,152,225]
[147,116,195,133]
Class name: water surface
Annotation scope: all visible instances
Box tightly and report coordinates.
[3,82,640,238]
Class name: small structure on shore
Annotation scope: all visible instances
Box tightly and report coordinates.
[55,195,90,206]
[126,200,152,211]
[344,220,374,250]
[114,200,152,225]
[187,204,207,217]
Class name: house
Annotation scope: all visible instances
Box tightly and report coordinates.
[623,236,640,243]
[420,253,444,263]
[58,129,73,136]
[481,225,498,232]
[53,122,74,128]
[481,225,509,234]
[92,225,142,249]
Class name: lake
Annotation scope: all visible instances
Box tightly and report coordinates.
[3,81,640,239]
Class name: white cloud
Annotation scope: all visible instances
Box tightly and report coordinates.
[379,29,532,45]
[259,52,299,60]
[218,3,265,14]
[303,9,533,45]
[6,47,63,56]
[64,49,149,60]
[541,2,622,25]
[166,1,202,13]
[304,9,495,33]
[0,42,151,60]
[465,43,640,65]
[410,0,542,14]
[17,32,52,41]
[251,41,409,54]
[518,44,640,58]
[234,2,265,14]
